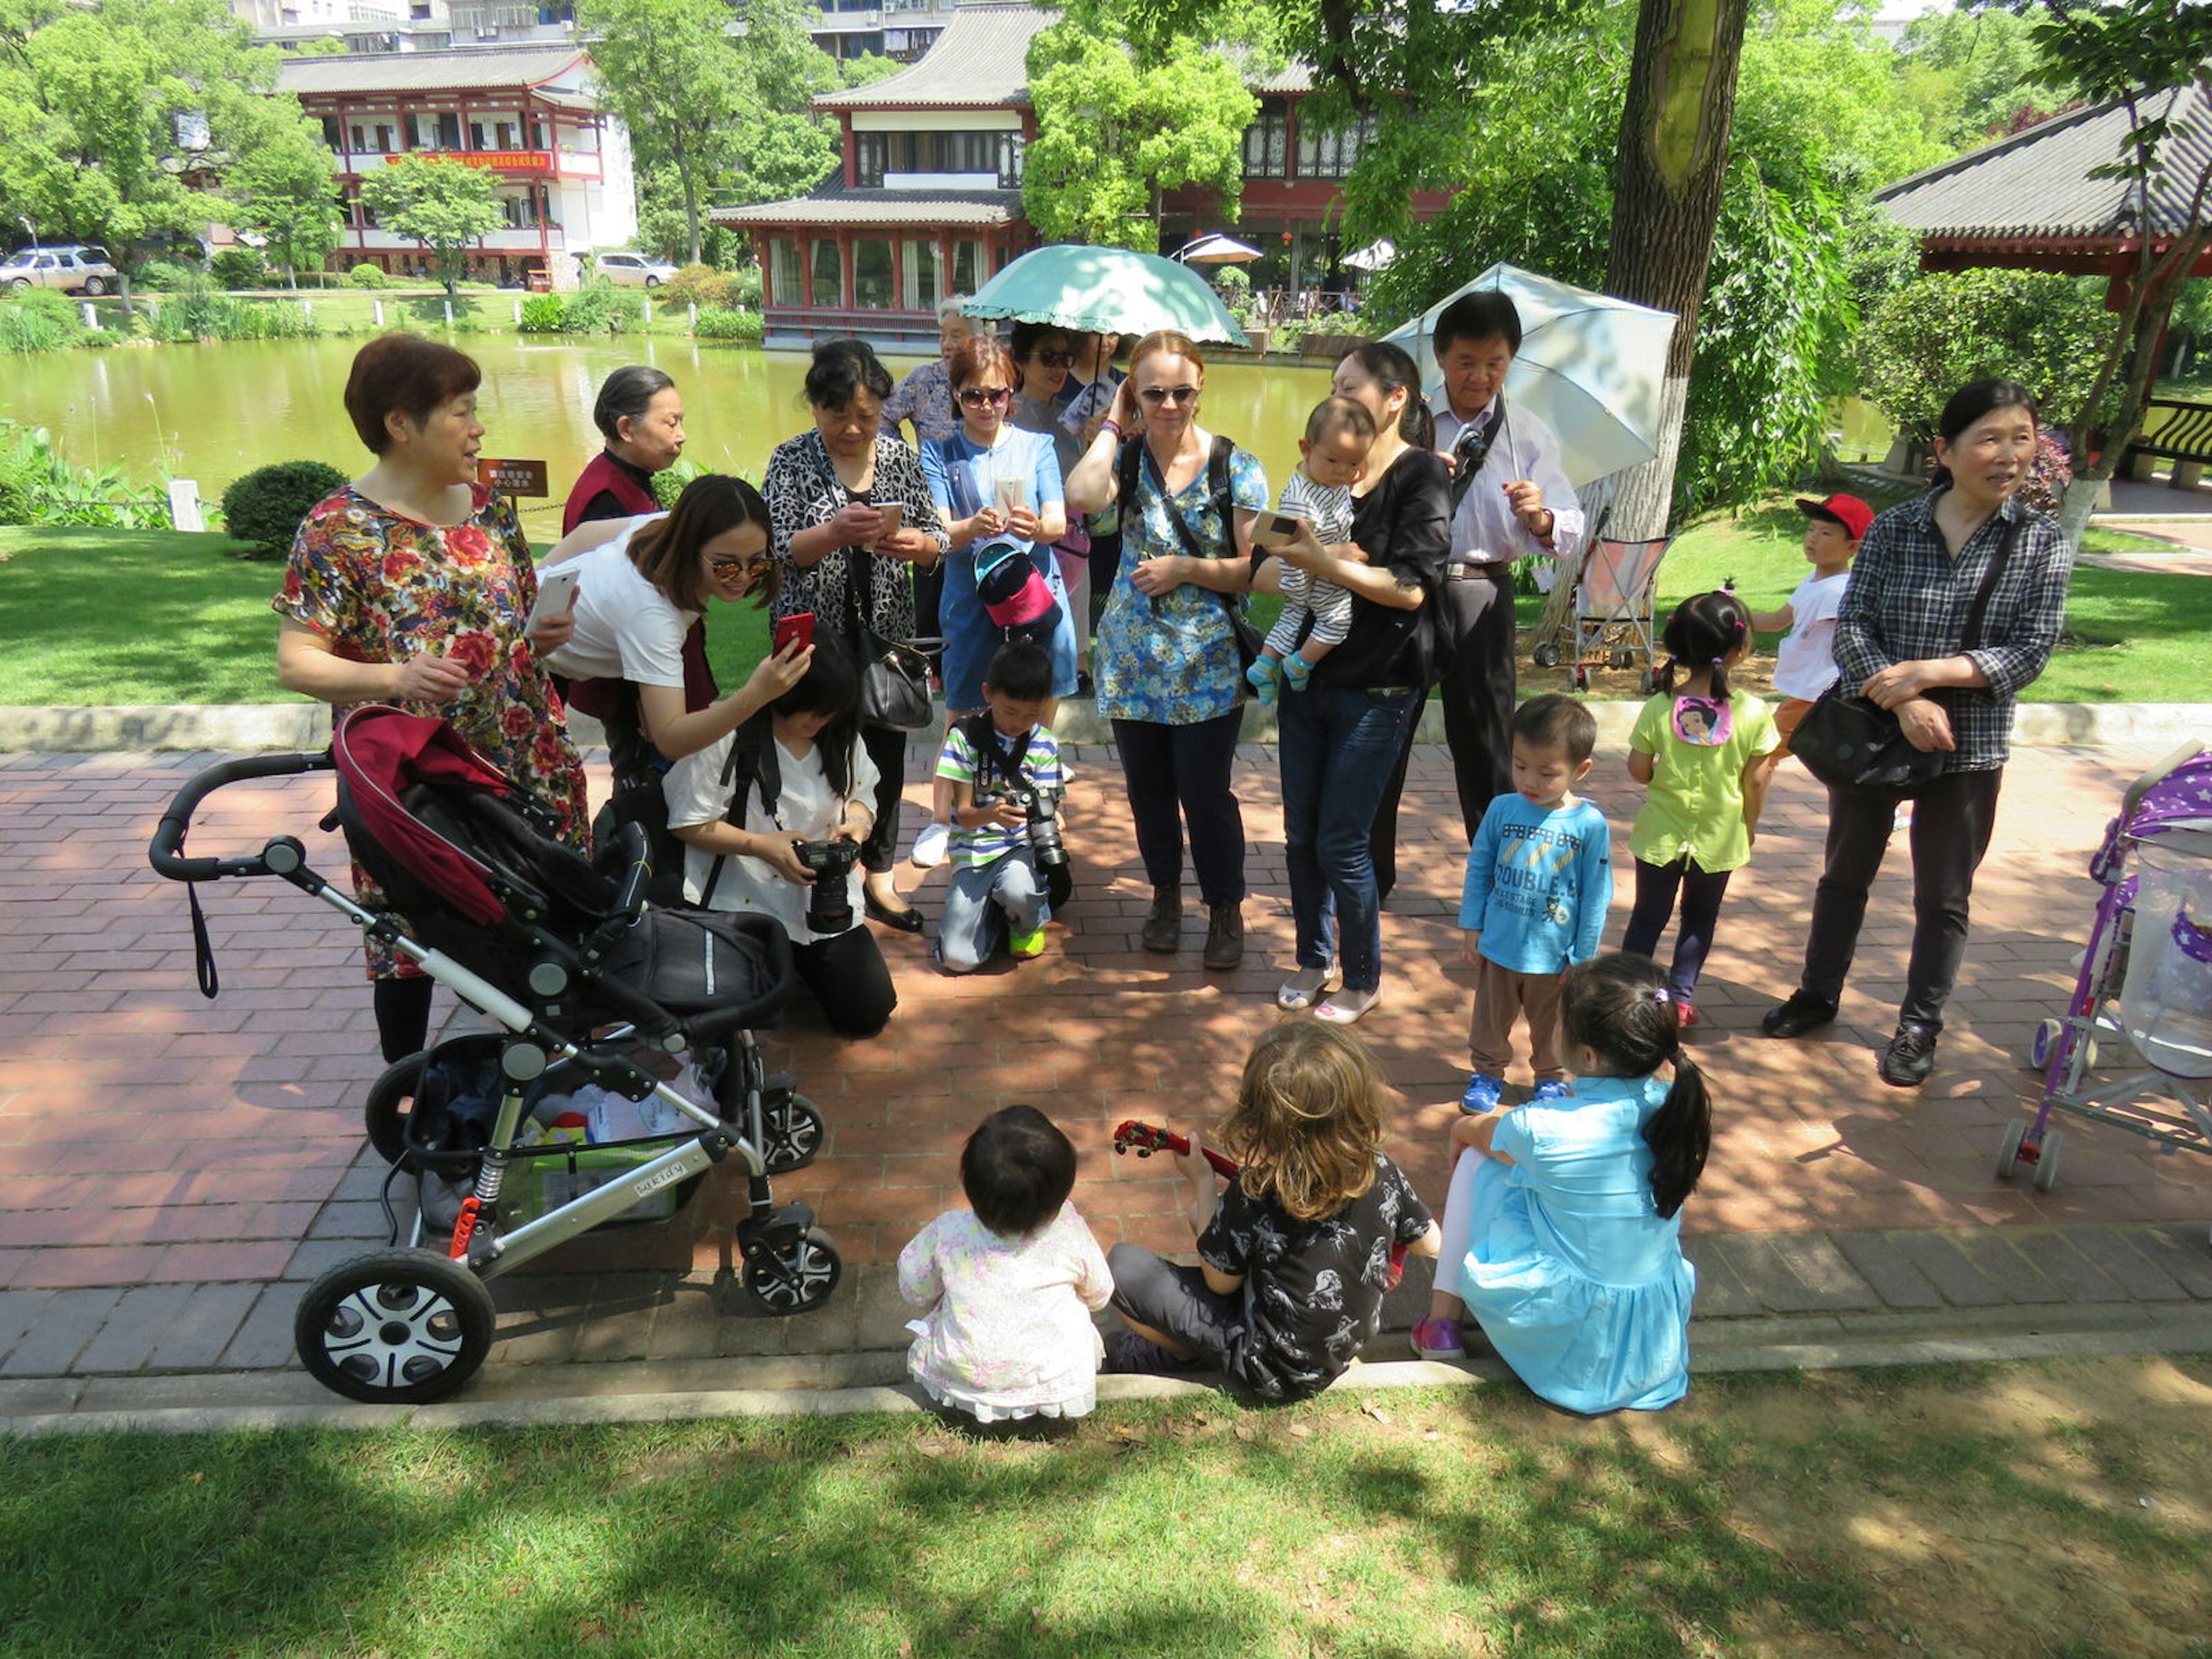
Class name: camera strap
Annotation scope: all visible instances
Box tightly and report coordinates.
[960,710,1034,799]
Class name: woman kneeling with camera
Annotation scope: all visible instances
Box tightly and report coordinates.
[664,635,897,1038]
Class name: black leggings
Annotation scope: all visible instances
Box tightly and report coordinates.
[793,925,897,1037]
[1622,855,1734,1003]
[857,722,909,874]
[373,976,435,1063]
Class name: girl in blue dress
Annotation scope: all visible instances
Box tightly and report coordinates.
[1411,951,1712,1414]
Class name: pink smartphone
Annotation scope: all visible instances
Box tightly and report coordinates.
[773,611,815,654]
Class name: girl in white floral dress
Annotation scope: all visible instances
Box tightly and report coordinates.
[898,1106,1112,1423]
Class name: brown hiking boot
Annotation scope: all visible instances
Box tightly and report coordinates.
[1141,888,1183,953]
[1202,899,1244,970]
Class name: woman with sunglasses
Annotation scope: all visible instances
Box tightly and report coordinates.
[911,334,1075,863]
[1064,329,1268,969]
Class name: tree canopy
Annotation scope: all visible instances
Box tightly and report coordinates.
[357,156,500,294]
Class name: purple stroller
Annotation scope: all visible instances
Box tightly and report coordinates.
[1996,741,2212,1228]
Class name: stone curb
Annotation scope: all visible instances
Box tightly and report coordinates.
[5,1300,2207,1439]
[5,700,2209,754]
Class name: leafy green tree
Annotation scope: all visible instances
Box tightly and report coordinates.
[1022,23,1255,250]
[357,156,500,294]
[1894,4,2059,149]
[1860,268,2115,445]
[0,0,330,297]
[224,105,339,288]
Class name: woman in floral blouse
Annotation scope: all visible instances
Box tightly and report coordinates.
[274,332,588,1065]
[1063,329,1268,970]
[763,339,950,933]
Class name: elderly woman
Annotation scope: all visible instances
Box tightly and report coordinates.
[563,364,686,533]
[274,332,588,1064]
[1761,378,2074,1088]
[1064,329,1268,969]
[763,339,950,934]
[1262,351,1448,1024]
[882,294,979,452]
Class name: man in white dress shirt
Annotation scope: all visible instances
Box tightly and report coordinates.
[1370,290,1585,899]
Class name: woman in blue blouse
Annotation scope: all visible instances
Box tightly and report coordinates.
[1065,330,1267,970]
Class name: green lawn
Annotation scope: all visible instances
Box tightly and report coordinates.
[3,1359,2208,1658]
[0,506,2202,705]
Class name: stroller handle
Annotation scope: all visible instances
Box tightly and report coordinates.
[149,750,335,882]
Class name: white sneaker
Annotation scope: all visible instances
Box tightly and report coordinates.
[910,821,951,869]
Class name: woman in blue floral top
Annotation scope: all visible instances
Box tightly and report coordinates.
[1065,330,1268,969]
[274,333,587,1065]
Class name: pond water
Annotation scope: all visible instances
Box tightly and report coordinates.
[1,335,1336,522]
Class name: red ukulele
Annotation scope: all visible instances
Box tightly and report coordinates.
[1110,1120,1407,1287]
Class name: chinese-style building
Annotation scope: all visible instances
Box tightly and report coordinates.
[716,0,1441,347]
[274,43,637,286]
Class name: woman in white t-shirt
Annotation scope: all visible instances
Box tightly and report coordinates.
[662,637,897,1038]
[542,474,812,774]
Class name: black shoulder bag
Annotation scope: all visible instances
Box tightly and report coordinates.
[840,544,934,732]
[1791,512,2022,794]
[1119,434,1264,687]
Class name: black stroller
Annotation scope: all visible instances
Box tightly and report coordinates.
[149,704,840,1404]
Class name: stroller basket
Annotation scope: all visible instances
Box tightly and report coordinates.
[148,705,844,1405]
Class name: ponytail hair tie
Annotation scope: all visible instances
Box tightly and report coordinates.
[1651,987,1672,1005]
[1710,655,1724,667]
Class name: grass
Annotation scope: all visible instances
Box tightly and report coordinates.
[0,501,2203,706]
[3,1358,2209,1658]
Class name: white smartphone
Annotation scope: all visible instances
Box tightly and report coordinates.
[875,499,905,536]
[993,475,1029,515]
[527,565,582,630]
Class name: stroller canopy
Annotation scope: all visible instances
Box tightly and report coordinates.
[332,706,518,927]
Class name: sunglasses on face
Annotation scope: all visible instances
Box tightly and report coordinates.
[957,386,1013,408]
[1035,350,1077,370]
[710,554,773,578]
[1138,385,1200,406]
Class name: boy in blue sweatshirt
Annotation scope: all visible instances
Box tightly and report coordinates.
[1459,694,1612,1112]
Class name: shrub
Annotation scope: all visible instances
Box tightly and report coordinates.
[693,306,763,343]
[219,460,350,558]
[0,421,170,528]
[517,293,566,334]
[728,263,763,310]
[133,259,202,293]
[210,248,268,290]
[347,263,391,289]
[1861,268,2117,444]
[652,457,707,509]
[0,290,85,353]
[560,278,642,335]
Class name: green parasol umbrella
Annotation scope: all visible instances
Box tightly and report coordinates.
[964,243,1248,347]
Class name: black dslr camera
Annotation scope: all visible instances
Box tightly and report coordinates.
[792,838,861,934]
[1001,784,1067,872]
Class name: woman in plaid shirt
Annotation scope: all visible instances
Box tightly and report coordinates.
[1760,378,2073,1088]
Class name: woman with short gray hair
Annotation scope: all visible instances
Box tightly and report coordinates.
[564,364,685,534]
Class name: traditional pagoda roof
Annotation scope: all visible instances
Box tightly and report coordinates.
[1874,81,2212,273]
[815,2,1055,110]
[275,44,593,98]
[712,180,1023,229]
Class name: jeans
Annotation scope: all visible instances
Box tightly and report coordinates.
[1799,768,2003,1031]
[937,847,1048,974]
[1111,710,1247,906]
[1622,855,1735,1003]
[1280,684,1418,992]
[1371,573,1514,898]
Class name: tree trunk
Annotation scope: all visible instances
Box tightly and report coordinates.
[680,160,702,267]
[1600,0,1752,540]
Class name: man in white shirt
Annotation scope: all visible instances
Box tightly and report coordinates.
[1370,290,1585,899]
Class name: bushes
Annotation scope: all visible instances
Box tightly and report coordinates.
[210,248,268,290]
[132,260,203,293]
[0,290,86,353]
[517,293,567,334]
[662,263,766,312]
[219,460,349,558]
[1861,269,2116,444]
[555,278,644,335]
[693,306,763,342]
[145,278,321,344]
[347,263,392,289]
[0,421,171,529]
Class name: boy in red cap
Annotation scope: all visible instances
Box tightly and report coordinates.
[1747,491,1872,778]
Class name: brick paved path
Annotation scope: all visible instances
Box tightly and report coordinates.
[2,740,2207,1390]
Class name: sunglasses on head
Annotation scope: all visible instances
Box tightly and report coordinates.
[1138,385,1200,406]
[957,386,1013,408]
[1035,350,1077,369]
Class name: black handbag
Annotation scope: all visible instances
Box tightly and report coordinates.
[1792,512,2021,794]
[840,546,934,732]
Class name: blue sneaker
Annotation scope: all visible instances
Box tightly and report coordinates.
[1460,1073,1503,1114]
[1531,1080,1571,1102]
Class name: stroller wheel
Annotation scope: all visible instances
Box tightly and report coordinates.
[1533,642,1561,669]
[2027,1018,2063,1071]
[1994,1118,2027,1181]
[743,1226,842,1314]
[2031,1128,2064,1194]
[363,1032,504,1173]
[762,1093,825,1174]
[295,1248,495,1404]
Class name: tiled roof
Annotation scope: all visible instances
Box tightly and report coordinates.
[816,3,1054,108]
[711,184,1024,228]
[1876,83,2211,242]
[275,44,591,97]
